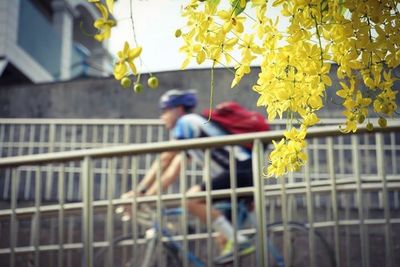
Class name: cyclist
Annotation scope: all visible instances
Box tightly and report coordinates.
[122,89,255,264]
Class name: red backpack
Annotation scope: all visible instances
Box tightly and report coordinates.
[201,101,270,149]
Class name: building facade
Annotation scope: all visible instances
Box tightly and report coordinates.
[0,0,113,85]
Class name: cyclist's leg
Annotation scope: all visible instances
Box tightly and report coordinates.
[186,160,254,264]
[215,233,227,251]
[186,175,248,245]
[187,159,253,222]
[186,185,221,222]
[212,160,255,264]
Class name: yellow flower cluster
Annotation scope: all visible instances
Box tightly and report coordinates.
[113,42,142,80]
[267,127,308,176]
[177,0,399,177]
[336,78,372,132]
[88,0,116,41]
[87,0,159,92]
[88,0,399,176]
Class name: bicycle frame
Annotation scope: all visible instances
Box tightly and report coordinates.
[134,210,202,267]
[138,200,285,267]
[108,199,335,267]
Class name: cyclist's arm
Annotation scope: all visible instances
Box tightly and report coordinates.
[138,151,178,192]
[144,153,183,195]
[122,151,178,198]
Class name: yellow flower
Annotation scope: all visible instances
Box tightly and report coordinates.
[113,42,142,80]
[93,3,116,41]
[284,127,307,143]
[113,63,127,81]
[341,117,357,133]
[179,39,203,69]
[231,64,251,87]
[267,127,308,177]
[303,113,320,127]
[106,0,114,13]
[90,0,114,13]
[262,18,282,50]
[251,0,266,6]
[217,10,246,33]
[308,95,323,110]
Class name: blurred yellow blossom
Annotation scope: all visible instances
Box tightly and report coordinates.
[113,42,142,80]
[92,2,116,42]
[90,0,400,177]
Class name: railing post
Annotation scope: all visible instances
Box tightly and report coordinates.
[33,167,41,267]
[10,168,18,267]
[352,135,368,267]
[279,162,289,266]
[252,139,267,266]
[58,164,65,267]
[130,156,139,264]
[106,158,116,267]
[229,146,239,267]
[180,151,189,267]
[121,125,130,263]
[204,148,214,267]
[82,156,93,267]
[327,137,340,266]
[304,148,316,267]
[155,153,164,267]
[376,133,393,267]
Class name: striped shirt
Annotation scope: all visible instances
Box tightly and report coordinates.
[173,113,251,176]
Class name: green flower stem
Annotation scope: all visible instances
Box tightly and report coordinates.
[207,61,217,122]
[129,0,148,74]
[214,59,240,73]
[79,21,96,37]
[242,10,257,23]
[312,15,324,68]
[212,21,246,43]
[136,73,141,84]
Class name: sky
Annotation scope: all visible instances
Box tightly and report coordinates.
[109,0,284,73]
[109,0,194,73]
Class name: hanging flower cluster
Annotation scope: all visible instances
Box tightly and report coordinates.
[87,0,159,92]
[176,0,399,177]
[267,127,308,176]
[88,0,116,41]
[87,0,399,177]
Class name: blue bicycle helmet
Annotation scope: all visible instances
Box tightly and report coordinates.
[159,89,198,110]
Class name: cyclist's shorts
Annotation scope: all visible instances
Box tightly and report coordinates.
[200,159,253,192]
[200,159,253,222]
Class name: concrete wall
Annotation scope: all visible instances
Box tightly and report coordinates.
[0,67,345,119]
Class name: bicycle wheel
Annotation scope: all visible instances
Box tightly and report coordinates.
[94,235,182,267]
[266,222,335,267]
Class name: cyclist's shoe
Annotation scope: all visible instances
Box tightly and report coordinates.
[214,240,255,265]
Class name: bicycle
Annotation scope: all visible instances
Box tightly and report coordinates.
[94,200,336,267]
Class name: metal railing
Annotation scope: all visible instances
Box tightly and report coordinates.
[0,119,168,201]
[0,118,346,202]
[0,118,351,156]
[0,121,399,266]
[0,118,167,156]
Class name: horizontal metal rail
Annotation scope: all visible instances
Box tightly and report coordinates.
[1,123,399,167]
[0,118,346,125]
[0,118,164,125]
[0,178,399,220]
[2,215,400,256]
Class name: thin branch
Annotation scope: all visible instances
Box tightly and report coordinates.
[206,61,217,122]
